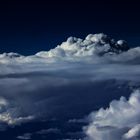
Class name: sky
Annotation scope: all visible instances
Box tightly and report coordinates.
[1,1,140,139]
[0,0,140,55]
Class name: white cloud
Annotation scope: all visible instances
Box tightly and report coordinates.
[0,114,34,126]
[84,90,140,140]
[36,33,130,59]
[0,33,139,66]
[0,33,131,63]
[123,124,140,139]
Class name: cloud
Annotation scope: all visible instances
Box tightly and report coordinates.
[0,33,140,134]
[123,124,140,139]
[84,90,140,140]
[36,33,129,59]
[0,33,139,65]
[0,96,34,128]
[17,133,32,140]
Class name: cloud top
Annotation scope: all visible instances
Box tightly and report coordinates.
[36,33,130,59]
[0,33,133,64]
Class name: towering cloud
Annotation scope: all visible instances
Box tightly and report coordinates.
[36,33,129,58]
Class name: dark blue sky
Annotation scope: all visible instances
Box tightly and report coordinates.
[0,0,140,55]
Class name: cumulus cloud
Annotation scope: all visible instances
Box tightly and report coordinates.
[0,33,140,65]
[36,33,129,59]
[84,90,140,140]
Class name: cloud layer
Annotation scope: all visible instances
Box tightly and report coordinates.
[0,33,140,140]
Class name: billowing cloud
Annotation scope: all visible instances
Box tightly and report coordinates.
[0,33,140,65]
[17,133,32,140]
[123,124,140,139]
[36,33,129,58]
[84,90,140,140]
